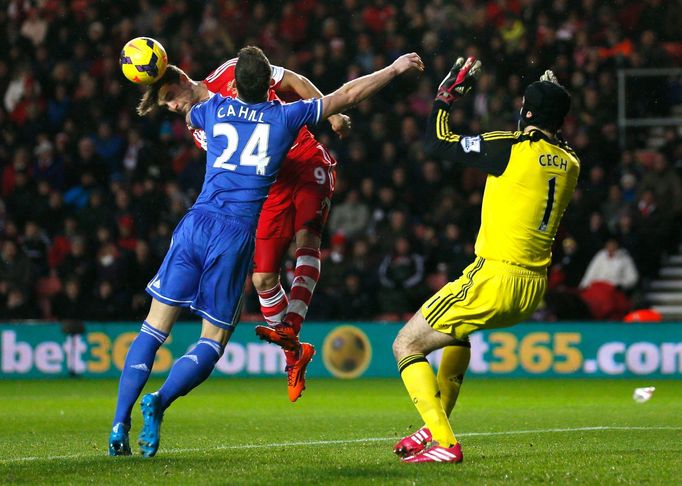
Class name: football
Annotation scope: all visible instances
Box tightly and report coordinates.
[119,37,168,85]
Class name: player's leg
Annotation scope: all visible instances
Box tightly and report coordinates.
[393,257,490,463]
[139,320,232,457]
[283,229,321,401]
[274,171,331,401]
[437,340,471,416]
[156,320,231,409]
[393,311,461,449]
[252,176,293,327]
[252,237,304,353]
[257,228,321,370]
[252,236,291,329]
[281,159,333,336]
[138,211,248,457]
[395,339,471,458]
[110,299,180,455]
[252,177,301,350]
[281,228,322,335]
[253,229,319,401]
[110,217,200,456]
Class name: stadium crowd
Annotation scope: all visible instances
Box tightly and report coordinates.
[1,0,681,322]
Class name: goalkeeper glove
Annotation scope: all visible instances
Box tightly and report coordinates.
[436,56,482,104]
[540,69,559,84]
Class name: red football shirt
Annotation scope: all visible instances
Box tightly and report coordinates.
[191,58,325,164]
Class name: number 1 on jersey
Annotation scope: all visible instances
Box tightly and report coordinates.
[539,177,556,231]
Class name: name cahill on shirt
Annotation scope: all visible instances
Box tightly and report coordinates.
[217,104,265,123]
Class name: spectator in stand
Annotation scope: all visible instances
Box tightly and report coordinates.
[1,287,36,319]
[580,238,639,292]
[38,188,67,238]
[579,237,639,320]
[6,170,37,227]
[78,190,113,232]
[550,236,589,291]
[56,235,95,289]
[0,240,33,298]
[635,190,667,279]
[72,137,107,186]
[334,271,374,320]
[19,220,50,276]
[639,154,682,252]
[94,242,126,289]
[92,121,125,179]
[33,138,64,190]
[377,236,425,314]
[640,154,682,214]
[52,277,88,321]
[116,215,137,252]
[317,233,351,302]
[127,240,156,317]
[89,279,127,320]
[582,212,611,259]
[435,223,471,279]
[614,212,640,261]
[378,208,410,253]
[327,189,370,239]
[601,185,625,234]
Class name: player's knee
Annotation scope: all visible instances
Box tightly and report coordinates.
[294,229,321,250]
[392,329,416,361]
[201,320,232,347]
[392,337,404,361]
[251,272,279,292]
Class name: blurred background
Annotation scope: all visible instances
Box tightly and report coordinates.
[1,0,681,325]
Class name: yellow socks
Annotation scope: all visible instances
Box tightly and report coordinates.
[398,354,457,447]
[437,343,471,416]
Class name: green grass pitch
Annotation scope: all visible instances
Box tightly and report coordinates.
[1,377,680,485]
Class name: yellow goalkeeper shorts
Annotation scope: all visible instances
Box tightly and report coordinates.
[420,257,547,340]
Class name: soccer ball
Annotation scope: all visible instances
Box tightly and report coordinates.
[119,37,168,85]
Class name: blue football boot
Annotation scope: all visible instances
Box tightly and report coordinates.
[108,422,131,456]
[138,393,164,457]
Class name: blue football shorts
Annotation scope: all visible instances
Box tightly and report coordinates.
[146,209,254,329]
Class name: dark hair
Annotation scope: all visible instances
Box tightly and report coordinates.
[235,46,271,103]
[136,64,185,116]
[520,81,571,132]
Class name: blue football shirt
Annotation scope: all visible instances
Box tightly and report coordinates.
[188,95,322,226]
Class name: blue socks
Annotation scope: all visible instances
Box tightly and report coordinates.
[157,338,224,410]
[113,322,168,427]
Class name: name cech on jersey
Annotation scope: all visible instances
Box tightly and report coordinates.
[538,153,568,171]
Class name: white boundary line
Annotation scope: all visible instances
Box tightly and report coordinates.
[2,426,681,464]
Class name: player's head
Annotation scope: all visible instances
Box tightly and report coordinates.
[519,80,571,133]
[137,64,199,116]
[235,46,271,104]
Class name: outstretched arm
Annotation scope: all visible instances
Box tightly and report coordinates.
[424,56,481,158]
[424,100,514,176]
[319,53,424,119]
[279,69,351,138]
[423,56,513,177]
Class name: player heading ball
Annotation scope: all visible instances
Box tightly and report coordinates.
[109,46,423,458]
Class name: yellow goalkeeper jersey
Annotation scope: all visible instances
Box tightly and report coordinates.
[425,101,580,269]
